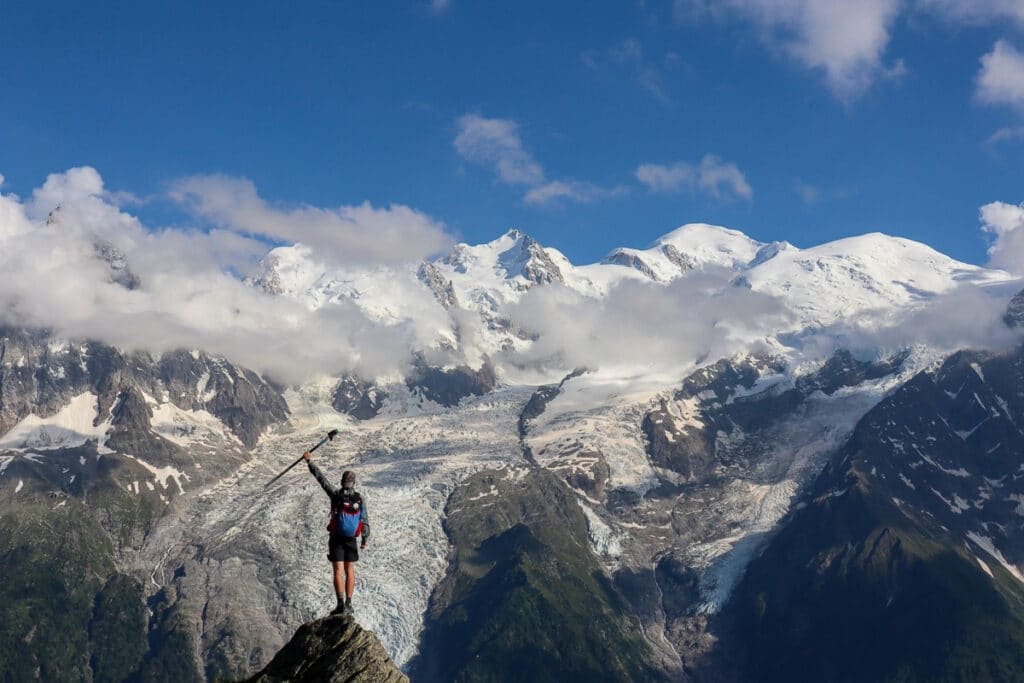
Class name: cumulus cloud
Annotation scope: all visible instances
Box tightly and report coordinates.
[454,113,623,206]
[980,200,1024,273]
[636,156,753,200]
[453,114,544,186]
[0,167,458,384]
[674,0,902,100]
[977,41,1024,111]
[170,174,452,267]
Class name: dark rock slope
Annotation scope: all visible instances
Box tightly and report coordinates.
[0,327,289,449]
[707,342,1024,682]
[1006,287,1024,328]
[243,615,408,683]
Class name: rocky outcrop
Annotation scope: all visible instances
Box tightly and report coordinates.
[106,385,175,458]
[497,230,564,285]
[94,239,142,290]
[605,248,659,280]
[332,377,387,420]
[661,244,695,273]
[0,328,288,448]
[417,263,459,310]
[406,358,497,407]
[643,350,908,484]
[1006,288,1024,328]
[244,615,408,683]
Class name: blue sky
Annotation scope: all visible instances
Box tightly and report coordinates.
[1,0,1022,266]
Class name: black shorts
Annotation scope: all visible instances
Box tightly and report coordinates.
[328,535,359,563]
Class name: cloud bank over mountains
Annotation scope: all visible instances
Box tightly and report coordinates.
[0,167,446,384]
[0,166,1020,388]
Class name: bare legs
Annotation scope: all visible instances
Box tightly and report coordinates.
[332,560,356,600]
[344,561,355,598]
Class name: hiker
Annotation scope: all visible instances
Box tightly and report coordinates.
[304,450,369,615]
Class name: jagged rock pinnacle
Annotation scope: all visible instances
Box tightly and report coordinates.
[243,615,408,683]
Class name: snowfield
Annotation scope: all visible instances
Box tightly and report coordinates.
[0,392,114,453]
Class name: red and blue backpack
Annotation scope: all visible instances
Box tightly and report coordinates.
[327,491,364,538]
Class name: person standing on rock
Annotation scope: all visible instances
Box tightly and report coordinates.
[303,450,369,615]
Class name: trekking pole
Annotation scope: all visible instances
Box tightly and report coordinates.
[264,429,340,488]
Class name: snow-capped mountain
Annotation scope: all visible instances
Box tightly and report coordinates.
[2,223,1023,682]
[247,224,1017,372]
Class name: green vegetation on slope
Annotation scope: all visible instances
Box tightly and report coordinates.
[0,501,148,682]
[413,467,665,683]
[716,469,1024,682]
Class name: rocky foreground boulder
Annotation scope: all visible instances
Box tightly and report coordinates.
[243,615,408,683]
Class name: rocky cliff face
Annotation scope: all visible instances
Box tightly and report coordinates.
[405,357,497,407]
[1006,287,1024,328]
[704,341,1024,682]
[332,376,387,420]
[0,326,293,683]
[243,615,408,683]
[0,328,288,450]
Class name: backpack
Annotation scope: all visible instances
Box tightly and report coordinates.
[327,491,364,538]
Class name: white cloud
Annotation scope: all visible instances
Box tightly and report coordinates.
[524,180,628,206]
[919,0,1024,27]
[635,156,753,200]
[454,114,623,206]
[453,114,544,186]
[977,41,1024,111]
[635,161,695,193]
[170,174,453,267]
[0,168,459,384]
[988,126,1024,144]
[980,200,1024,273]
[803,282,1022,360]
[674,0,902,100]
[499,270,790,373]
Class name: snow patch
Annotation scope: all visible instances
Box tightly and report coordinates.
[970,362,986,382]
[577,500,622,558]
[0,393,113,452]
[150,401,240,447]
[123,454,190,493]
[967,532,1024,584]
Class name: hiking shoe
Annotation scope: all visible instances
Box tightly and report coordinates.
[344,598,353,613]
[331,600,346,616]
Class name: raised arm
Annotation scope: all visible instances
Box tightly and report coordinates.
[304,452,338,497]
